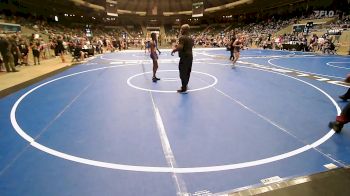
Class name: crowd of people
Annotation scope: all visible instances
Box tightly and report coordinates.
[0,15,138,72]
[1,10,350,133]
[1,12,349,73]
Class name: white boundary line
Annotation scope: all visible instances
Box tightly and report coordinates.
[268,57,345,80]
[162,78,180,82]
[127,70,218,93]
[111,48,225,53]
[9,58,340,173]
[132,53,169,58]
[149,90,188,194]
[102,57,213,63]
[326,62,350,70]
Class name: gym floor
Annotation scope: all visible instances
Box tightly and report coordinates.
[1,48,350,195]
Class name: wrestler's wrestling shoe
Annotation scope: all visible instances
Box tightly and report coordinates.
[328,121,343,133]
[152,77,160,82]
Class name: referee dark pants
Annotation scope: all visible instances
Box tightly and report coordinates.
[179,56,193,90]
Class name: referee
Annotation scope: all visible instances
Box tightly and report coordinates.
[171,24,194,94]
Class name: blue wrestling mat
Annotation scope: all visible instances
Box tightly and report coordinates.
[1,48,350,195]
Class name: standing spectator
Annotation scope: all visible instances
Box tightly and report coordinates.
[9,36,20,66]
[145,38,151,54]
[158,33,162,46]
[0,56,5,72]
[32,42,40,65]
[140,38,145,51]
[18,40,29,66]
[155,35,161,55]
[0,35,18,72]
[56,36,66,63]
[309,34,318,52]
[40,39,47,59]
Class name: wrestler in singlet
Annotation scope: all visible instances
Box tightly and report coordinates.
[150,33,160,82]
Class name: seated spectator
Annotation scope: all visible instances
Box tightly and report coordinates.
[323,39,336,54]
[72,43,85,62]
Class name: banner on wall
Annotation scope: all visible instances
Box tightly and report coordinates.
[313,10,335,18]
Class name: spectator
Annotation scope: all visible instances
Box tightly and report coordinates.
[32,42,40,65]
[18,40,29,66]
[0,35,18,72]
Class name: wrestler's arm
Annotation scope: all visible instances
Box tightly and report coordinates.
[232,40,240,47]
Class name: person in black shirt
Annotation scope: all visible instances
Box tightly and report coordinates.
[32,41,41,65]
[9,35,20,66]
[0,36,18,72]
[56,36,66,63]
[171,24,194,94]
[18,40,29,66]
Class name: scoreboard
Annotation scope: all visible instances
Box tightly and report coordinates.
[106,0,118,17]
[192,1,204,17]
